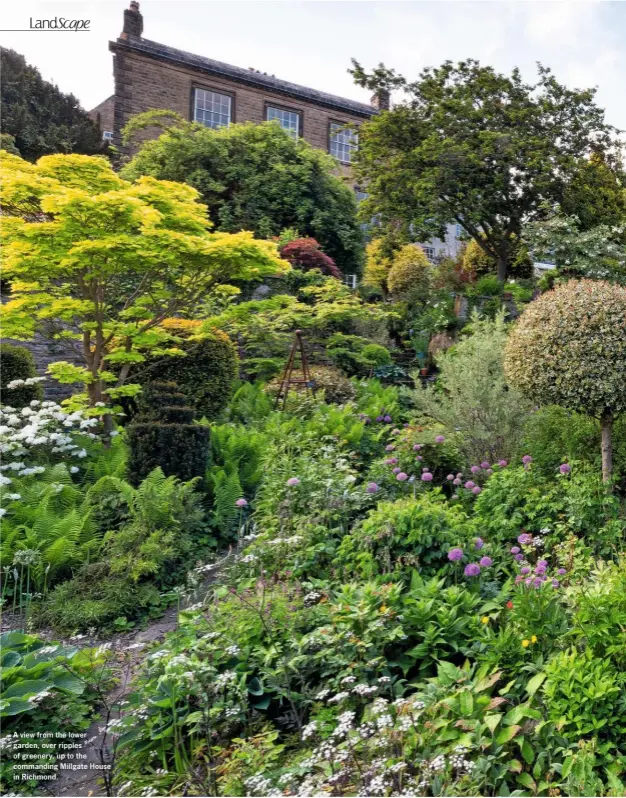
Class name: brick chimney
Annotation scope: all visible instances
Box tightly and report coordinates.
[121,0,143,39]
[370,89,390,112]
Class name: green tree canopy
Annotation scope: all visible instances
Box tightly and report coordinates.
[0,49,103,161]
[0,151,286,416]
[505,280,626,483]
[350,59,622,281]
[120,113,364,274]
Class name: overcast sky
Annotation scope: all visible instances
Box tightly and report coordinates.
[1,1,625,131]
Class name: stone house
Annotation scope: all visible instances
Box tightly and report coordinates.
[90,1,386,172]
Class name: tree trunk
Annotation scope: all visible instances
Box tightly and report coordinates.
[496,254,507,282]
[600,410,613,488]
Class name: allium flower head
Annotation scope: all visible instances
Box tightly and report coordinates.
[383,415,392,423]
[471,465,480,474]
[522,455,533,465]
[421,472,433,482]
[518,533,532,545]
[453,478,462,486]
[366,482,379,494]
[446,474,454,481]
[435,435,445,443]
[510,546,520,554]
[448,547,464,562]
[396,471,408,482]
[480,461,490,469]
[385,444,395,452]
[557,568,567,576]
[479,556,492,568]
[413,444,422,451]
[559,463,571,474]
[286,477,300,487]
[498,460,507,467]
[464,563,481,577]
[392,467,401,474]
[472,486,482,495]
[474,538,484,550]
[235,498,248,507]
[464,480,475,490]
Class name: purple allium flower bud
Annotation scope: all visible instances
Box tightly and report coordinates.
[385,457,398,465]
[464,481,476,490]
[286,477,300,487]
[533,577,544,588]
[392,429,401,435]
[422,467,429,472]
[392,467,401,475]
[520,566,531,575]
[515,574,524,584]
[479,556,493,568]
[435,435,445,443]
[396,472,408,481]
[456,472,463,478]
[404,423,410,428]
[559,463,571,474]
[453,478,462,486]
[366,482,379,494]
[376,415,384,422]
[510,546,520,554]
[448,547,464,561]
[515,553,524,561]
[421,472,433,482]
[498,460,507,467]
[464,563,481,577]
[446,474,455,481]
[480,461,490,470]
[535,565,547,575]
[522,455,533,465]
[472,486,482,495]
[413,444,422,451]
[471,465,480,474]
[537,559,548,568]
[384,415,392,423]
[552,579,560,588]
[518,533,533,545]
[475,538,484,550]
[385,444,395,452]
[416,455,423,461]
[235,498,248,507]
[557,568,567,576]
[524,577,533,586]
[486,468,493,475]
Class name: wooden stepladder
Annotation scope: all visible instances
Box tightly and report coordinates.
[274,330,316,409]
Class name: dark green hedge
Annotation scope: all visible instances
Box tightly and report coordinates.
[0,343,43,408]
[138,328,237,421]
[127,382,209,486]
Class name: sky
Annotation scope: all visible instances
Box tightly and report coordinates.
[1,1,625,131]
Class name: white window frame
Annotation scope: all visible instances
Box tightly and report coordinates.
[266,105,300,139]
[329,122,358,164]
[343,274,358,290]
[102,130,113,142]
[194,87,232,129]
[423,246,436,262]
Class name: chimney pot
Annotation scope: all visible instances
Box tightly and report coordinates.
[371,88,390,112]
[122,0,143,38]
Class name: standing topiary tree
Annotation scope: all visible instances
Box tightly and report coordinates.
[505,280,626,484]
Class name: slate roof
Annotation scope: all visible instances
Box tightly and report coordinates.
[110,35,376,119]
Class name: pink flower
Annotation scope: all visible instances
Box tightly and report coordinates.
[498,460,507,467]
[472,486,481,495]
[510,546,520,554]
[518,533,532,545]
[464,481,476,490]
[520,566,531,575]
[474,538,484,550]
[396,472,408,482]
[385,444,395,452]
[448,547,464,561]
[383,415,392,423]
[286,477,300,487]
[559,463,571,474]
[522,455,533,465]
[385,457,398,465]
[446,474,455,481]
[235,498,248,507]
[453,478,462,486]
[479,556,492,568]
[470,465,480,474]
[413,444,422,451]
[416,455,423,461]
[480,461,490,469]
[366,482,379,494]
[392,467,401,474]
[421,472,433,482]
[435,435,445,443]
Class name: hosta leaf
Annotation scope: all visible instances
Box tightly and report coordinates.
[52,673,85,694]
[496,724,521,745]
[3,679,50,698]
[0,697,34,716]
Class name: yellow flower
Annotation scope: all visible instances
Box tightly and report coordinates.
[481,616,490,624]
[531,635,538,644]
[522,639,530,648]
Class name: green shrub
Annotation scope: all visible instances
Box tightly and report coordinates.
[137,324,237,421]
[326,333,392,377]
[542,648,626,741]
[127,381,209,486]
[0,344,43,408]
[337,494,477,581]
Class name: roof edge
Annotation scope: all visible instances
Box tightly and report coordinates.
[109,38,376,119]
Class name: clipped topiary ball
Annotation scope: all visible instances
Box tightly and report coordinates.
[505,279,626,482]
[0,343,44,408]
[387,244,431,298]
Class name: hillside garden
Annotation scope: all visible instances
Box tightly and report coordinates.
[1,60,626,798]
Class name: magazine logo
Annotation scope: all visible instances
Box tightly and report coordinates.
[29,17,91,31]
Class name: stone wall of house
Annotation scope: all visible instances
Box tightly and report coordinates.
[88,95,115,135]
[0,334,82,401]
[110,46,367,182]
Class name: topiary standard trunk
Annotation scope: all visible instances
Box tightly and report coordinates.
[127,381,209,487]
[600,410,613,487]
